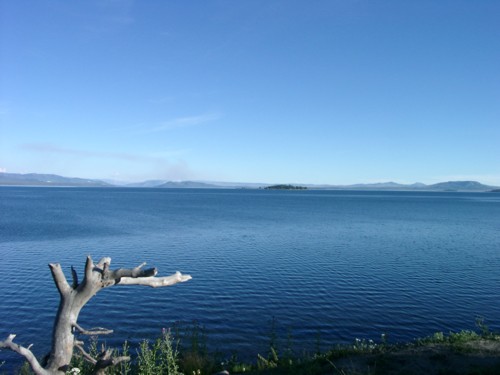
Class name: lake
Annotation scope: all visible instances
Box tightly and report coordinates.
[1,187,499,370]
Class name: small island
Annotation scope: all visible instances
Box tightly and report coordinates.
[264,184,307,190]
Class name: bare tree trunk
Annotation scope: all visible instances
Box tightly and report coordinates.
[1,256,191,375]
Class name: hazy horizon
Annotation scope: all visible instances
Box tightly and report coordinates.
[2,170,499,189]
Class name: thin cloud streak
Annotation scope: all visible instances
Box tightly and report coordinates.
[83,0,135,33]
[16,142,202,183]
[145,112,222,133]
[21,143,163,163]
[148,96,175,104]
[19,143,198,182]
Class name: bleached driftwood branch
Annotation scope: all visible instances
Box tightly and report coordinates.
[74,343,130,375]
[116,270,192,287]
[73,323,113,336]
[0,334,48,375]
[74,340,96,363]
[2,256,191,375]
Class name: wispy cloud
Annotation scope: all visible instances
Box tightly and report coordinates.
[109,159,197,183]
[18,143,198,182]
[20,143,162,163]
[145,112,222,133]
[79,0,135,34]
[148,96,175,104]
[149,149,191,158]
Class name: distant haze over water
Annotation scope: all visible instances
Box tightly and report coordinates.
[0,172,498,191]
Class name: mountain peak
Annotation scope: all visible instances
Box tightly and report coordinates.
[427,181,492,191]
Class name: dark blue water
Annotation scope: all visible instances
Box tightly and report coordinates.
[1,187,499,370]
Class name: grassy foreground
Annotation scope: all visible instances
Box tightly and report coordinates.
[5,322,500,375]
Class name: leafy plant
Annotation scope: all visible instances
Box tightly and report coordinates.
[136,329,181,375]
[476,316,490,337]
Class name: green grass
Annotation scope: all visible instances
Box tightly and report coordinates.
[8,319,500,375]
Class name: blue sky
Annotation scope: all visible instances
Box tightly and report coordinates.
[1,1,499,185]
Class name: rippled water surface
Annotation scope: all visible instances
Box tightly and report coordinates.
[1,187,499,370]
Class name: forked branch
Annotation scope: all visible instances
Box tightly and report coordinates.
[2,256,191,375]
[49,263,71,297]
[74,341,97,364]
[74,341,130,375]
[102,262,157,280]
[93,349,130,375]
[71,266,79,289]
[0,334,48,375]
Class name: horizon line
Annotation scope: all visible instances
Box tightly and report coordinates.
[1,171,499,189]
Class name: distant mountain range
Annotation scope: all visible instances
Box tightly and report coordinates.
[0,172,498,191]
[0,173,112,187]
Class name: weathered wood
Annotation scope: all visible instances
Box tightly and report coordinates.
[73,323,113,336]
[1,256,191,375]
[0,334,49,375]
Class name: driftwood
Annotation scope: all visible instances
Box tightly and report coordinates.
[0,256,191,375]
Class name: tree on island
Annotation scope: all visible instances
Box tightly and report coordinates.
[0,256,191,375]
[264,184,307,190]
